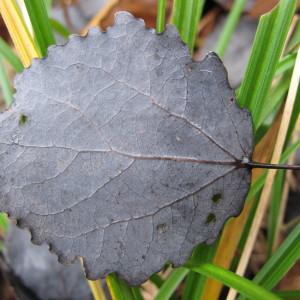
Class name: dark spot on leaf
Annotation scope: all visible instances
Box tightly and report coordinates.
[156,223,167,234]
[212,193,222,203]
[205,213,216,224]
[19,114,28,125]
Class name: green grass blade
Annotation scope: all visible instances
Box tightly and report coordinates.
[131,287,143,300]
[183,242,219,300]
[154,268,189,300]
[49,18,71,39]
[214,0,248,58]
[257,71,291,129]
[150,274,164,288]
[286,19,300,53]
[238,0,297,129]
[187,263,281,300]
[0,37,23,72]
[44,0,52,13]
[286,85,300,141]
[171,0,205,52]
[0,55,13,106]
[24,0,56,56]
[106,273,135,300]
[274,290,300,299]
[267,170,285,256]
[275,54,297,77]
[171,0,184,31]
[156,0,167,33]
[237,224,300,300]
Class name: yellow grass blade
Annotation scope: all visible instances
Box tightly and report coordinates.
[0,0,40,67]
[227,46,300,300]
[87,279,107,300]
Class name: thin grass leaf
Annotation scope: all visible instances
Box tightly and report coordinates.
[154,268,189,300]
[275,54,297,77]
[286,18,300,53]
[150,274,164,288]
[286,85,300,141]
[267,170,285,257]
[49,18,70,39]
[0,37,23,72]
[274,290,300,299]
[156,0,167,34]
[87,280,107,300]
[0,55,13,106]
[106,273,135,300]
[257,72,291,129]
[183,243,218,300]
[0,213,9,233]
[44,0,52,13]
[214,0,248,58]
[237,223,300,300]
[187,263,281,300]
[131,287,143,300]
[0,0,41,67]
[171,0,205,52]
[238,0,297,128]
[24,0,55,56]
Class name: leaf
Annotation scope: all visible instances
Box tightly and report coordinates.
[0,12,253,285]
[4,222,92,300]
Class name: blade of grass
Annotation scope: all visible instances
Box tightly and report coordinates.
[0,0,41,66]
[227,47,300,300]
[267,170,285,257]
[182,242,219,300]
[150,274,164,288]
[131,287,143,300]
[156,0,167,34]
[106,273,135,300]
[44,0,52,13]
[0,55,13,106]
[237,223,300,300]
[154,268,189,300]
[87,280,107,300]
[171,0,205,52]
[24,0,55,56]
[257,72,291,129]
[275,54,297,77]
[186,263,281,300]
[0,37,23,72]
[238,0,297,128]
[214,0,248,58]
[274,290,300,299]
[286,17,300,53]
[49,18,70,39]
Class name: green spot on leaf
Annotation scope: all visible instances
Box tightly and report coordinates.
[212,193,222,203]
[19,114,28,125]
[205,213,216,224]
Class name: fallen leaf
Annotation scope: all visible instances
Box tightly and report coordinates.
[0,12,253,285]
[4,222,92,300]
